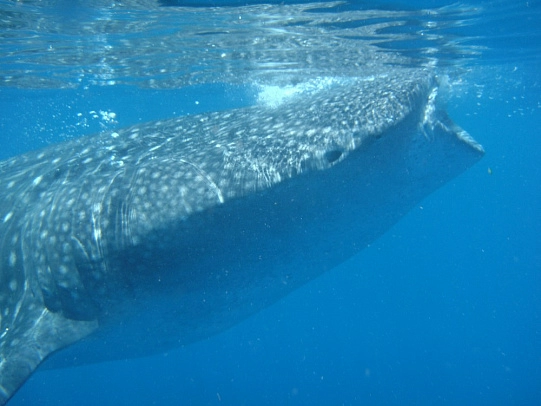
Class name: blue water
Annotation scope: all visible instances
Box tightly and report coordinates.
[1,0,540,405]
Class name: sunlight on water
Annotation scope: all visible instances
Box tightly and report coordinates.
[0,1,485,89]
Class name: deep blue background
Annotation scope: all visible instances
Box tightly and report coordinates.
[1,0,540,405]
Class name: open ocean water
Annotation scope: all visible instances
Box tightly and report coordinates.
[0,0,539,405]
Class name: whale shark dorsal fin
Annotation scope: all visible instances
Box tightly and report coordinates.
[0,301,98,404]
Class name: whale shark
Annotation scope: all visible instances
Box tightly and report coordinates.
[0,69,483,404]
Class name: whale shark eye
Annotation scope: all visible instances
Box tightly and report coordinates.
[324,150,343,164]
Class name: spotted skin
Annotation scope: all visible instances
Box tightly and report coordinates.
[0,70,483,404]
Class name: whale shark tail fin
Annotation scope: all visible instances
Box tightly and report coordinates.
[0,301,98,405]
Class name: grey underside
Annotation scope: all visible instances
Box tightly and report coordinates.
[0,69,483,403]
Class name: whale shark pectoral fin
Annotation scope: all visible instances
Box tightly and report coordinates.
[0,305,98,405]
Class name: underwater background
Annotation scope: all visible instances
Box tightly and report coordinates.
[0,0,539,404]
